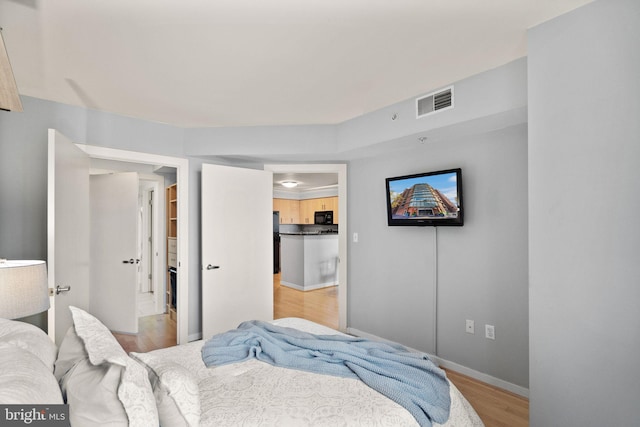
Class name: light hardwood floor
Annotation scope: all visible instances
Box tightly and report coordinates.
[273,273,339,329]
[445,369,528,427]
[113,274,528,427]
[112,313,176,353]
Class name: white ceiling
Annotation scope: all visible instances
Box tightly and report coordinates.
[274,172,337,192]
[1,0,592,128]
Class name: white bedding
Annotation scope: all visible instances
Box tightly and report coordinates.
[138,318,484,427]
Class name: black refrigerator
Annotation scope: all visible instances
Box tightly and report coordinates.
[273,212,280,274]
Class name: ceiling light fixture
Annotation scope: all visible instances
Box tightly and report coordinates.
[281,181,298,188]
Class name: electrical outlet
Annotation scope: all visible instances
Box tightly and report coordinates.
[485,324,495,340]
[353,232,358,243]
[465,319,474,334]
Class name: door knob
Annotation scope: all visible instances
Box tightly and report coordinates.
[206,264,220,270]
[122,259,140,264]
[56,285,71,295]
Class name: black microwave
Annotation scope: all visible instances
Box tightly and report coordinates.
[314,211,333,225]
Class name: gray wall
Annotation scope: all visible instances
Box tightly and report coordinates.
[348,124,529,388]
[5,1,638,418]
[338,58,528,153]
[528,0,640,425]
[0,58,530,390]
[0,97,193,332]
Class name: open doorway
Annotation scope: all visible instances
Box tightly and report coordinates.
[79,144,190,345]
[138,181,159,316]
[88,158,177,351]
[272,172,339,329]
[265,164,348,332]
[138,177,169,318]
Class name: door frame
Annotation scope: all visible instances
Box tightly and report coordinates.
[264,164,348,331]
[77,144,190,344]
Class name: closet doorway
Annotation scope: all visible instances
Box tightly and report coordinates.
[80,145,189,345]
[89,159,175,333]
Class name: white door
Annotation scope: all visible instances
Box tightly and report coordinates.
[47,130,90,344]
[89,172,139,334]
[201,164,273,338]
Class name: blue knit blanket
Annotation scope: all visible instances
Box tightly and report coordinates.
[202,320,450,426]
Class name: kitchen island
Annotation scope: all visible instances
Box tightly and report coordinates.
[280,233,339,291]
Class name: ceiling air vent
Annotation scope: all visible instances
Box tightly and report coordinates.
[416,86,453,119]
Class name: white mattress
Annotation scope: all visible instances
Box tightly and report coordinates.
[142,318,484,427]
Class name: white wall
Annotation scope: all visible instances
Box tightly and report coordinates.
[528,0,640,424]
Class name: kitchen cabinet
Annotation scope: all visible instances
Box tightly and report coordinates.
[273,198,300,224]
[317,197,336,212]
[272,198,282,214]
[299,197,338,224]
[275,196,338,225]
[299,199,314,224]
[322,197,338,224]
[332,197,339,224]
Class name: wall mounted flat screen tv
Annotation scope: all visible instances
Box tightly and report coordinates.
[385,168,463,226]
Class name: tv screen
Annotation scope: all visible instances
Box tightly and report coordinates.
[385,168,463,226]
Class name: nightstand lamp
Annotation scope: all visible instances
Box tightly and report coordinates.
[0,259,50,319]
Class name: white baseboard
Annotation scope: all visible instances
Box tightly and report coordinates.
[280,280,337,292]
[433,357,529,398]
[347,327,529,398]
[188,332,203,342]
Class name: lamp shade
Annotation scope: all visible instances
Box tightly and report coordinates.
[0,260,49,319]
[0,29,23,112]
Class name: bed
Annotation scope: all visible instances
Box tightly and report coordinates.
[0,307,484,427]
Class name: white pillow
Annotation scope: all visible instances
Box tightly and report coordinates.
[0,343,63,404]
[55,306,158,427]
[54,325,89,382]
[0,317,57,370]
[131,352,201,427]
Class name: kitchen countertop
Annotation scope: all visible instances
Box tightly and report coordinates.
[280,231,338,235]
[280,232,339,291]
